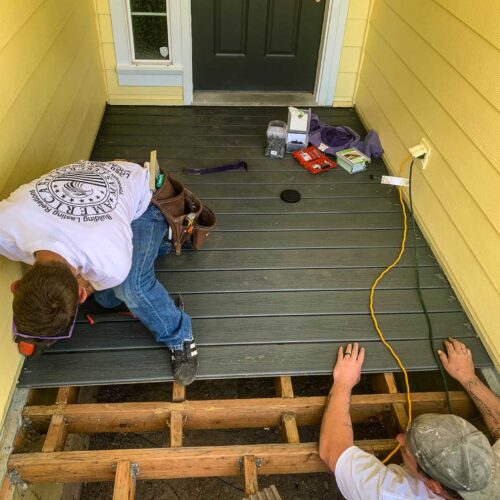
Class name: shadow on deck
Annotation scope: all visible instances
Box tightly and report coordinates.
[18,106,492,387]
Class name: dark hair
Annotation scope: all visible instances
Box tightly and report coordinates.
[13,262,79,337]
[416,463,462,499]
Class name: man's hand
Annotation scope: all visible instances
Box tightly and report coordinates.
[320,342,365,471]
[438,337,475,384]
[439,337,500,439]
[333,342,365,390]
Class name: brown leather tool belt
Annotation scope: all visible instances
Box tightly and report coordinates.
[151,175,216,255]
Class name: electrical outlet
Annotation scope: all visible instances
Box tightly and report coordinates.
[409,138,431,169]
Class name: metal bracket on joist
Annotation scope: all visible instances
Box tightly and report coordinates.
[8,470,28,491]
[111,462,140,478]
[237,457,263,469]
[131,462,140,479]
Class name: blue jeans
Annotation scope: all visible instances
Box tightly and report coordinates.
[94,204,192,350]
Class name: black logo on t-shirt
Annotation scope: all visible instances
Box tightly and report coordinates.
[30,162,124,222]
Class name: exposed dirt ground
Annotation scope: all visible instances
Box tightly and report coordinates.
[80,375,388,500]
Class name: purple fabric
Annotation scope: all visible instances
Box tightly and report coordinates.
[308,114,383,159]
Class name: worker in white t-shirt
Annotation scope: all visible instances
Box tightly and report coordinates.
[319,338,500,499]
[0,160,198,385]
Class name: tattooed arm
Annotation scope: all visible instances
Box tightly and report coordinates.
[319,342,365,471]
[438,338,500,440]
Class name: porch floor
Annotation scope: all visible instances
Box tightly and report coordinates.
[18,106,491,388]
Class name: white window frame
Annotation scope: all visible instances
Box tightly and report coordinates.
[109,0,192,103]
[126,1,173,65]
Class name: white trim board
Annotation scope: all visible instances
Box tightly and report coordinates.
[315,0,349,106]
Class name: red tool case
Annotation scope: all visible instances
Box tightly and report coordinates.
[292,146,337,174]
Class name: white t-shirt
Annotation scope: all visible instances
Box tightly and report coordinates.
[335,446,442,500]
[0,160,151,290]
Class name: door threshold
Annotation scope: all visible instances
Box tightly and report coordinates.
[193,91,318,107]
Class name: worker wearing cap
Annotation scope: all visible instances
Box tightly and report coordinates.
[319,338,499,499]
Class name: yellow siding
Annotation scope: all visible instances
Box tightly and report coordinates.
[355,0,500,367]
[95,0,183,105]
[333,0,372,107]
[0,0,106,428]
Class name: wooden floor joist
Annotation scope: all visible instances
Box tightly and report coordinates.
[21,391,474,434]
[113,460,137,500]
[8,441,397,484]
[4,375,481,498]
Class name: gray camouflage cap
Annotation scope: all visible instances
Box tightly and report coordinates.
[407,414,499,498]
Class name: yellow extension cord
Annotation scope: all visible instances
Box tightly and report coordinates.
[369,157,413,464]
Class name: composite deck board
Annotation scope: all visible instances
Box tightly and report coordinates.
[209,213,410,231]
[154,267,448,293]
[157,248,436,271]
[190,230,427,250]
[51,312,475,353]
[92,290,463,319]
[201,198,401,214]
[103,105,360,117]
[19,105,491,387]
[190,183,397,198]
[18,338,491,388]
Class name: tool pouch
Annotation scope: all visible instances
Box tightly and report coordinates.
[192,205,216,250]
[151,175,215,255]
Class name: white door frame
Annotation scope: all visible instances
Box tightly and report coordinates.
[110,0,348,105]
[182,0,348,105]
[314,0,349,105]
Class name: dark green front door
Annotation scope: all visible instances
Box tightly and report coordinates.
[192,0,326,91]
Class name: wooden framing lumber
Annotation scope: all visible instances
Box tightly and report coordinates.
[373,373,409,431]
[274,377,300,443]
[275,377,294,398]
[42,414,67,453]
[22,391,475,434]
[113,460,136,500]
[281,413,300,444]
[8,441,395,484]
[169,411,183,448]
[243,455,259,496]
[172,383,186,403]
[55,387,79,405]
[0,475,14,500]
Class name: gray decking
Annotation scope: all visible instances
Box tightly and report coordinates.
[18,106,492,387]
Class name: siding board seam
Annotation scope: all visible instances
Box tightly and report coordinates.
[0,0,80,122]
[4,22,95,193]
[47,34,104,166]
[430,0,500,52]
[0,0,45,53]
[381,0,499,122]
[355,79,500,297]
[358,50,500,233]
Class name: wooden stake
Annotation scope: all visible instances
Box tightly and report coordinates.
[113,460,136,500]
[42,414,68,453]
[169,411,183,448]
[280,413,300,444]
[275,377,294,398]
[243,455,259,496]
[172,383,186,403]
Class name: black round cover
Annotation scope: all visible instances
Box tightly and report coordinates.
[280,189,301,203]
